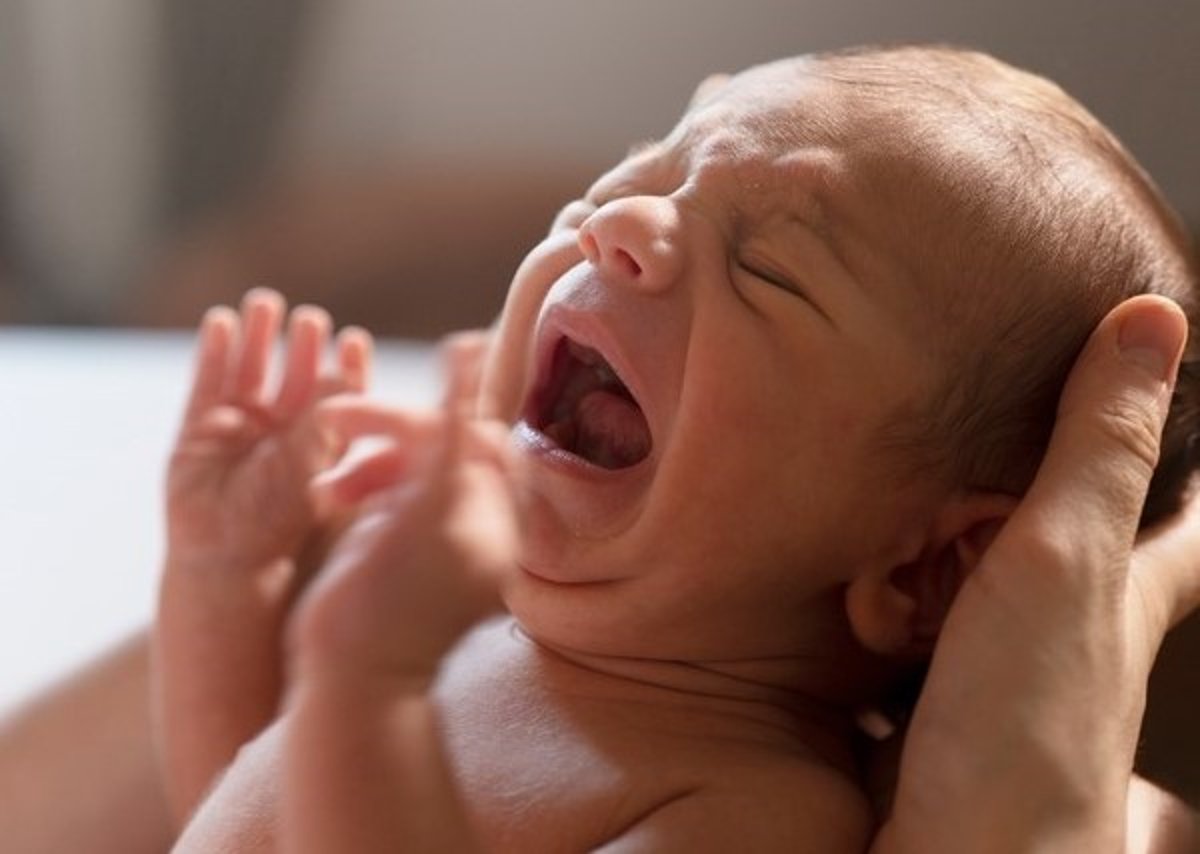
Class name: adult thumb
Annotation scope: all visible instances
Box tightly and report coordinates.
[1007,295,1187,561]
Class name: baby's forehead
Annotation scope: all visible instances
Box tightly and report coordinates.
[671,55,1045,193]
[668,63,952,242]
[642,60,950,236]
[673,60,899,163]
[680,63,1040,322]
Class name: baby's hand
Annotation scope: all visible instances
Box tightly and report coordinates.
[278,351,506,854]
[165,288,371,586]
[290,360,518,690]
[156,289,373,820]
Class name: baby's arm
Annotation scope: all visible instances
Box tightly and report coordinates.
[280,362,510,853]
[154,289,371,823]
[0,632,174,854]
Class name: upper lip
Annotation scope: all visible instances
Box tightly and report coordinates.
[524,305,653,453]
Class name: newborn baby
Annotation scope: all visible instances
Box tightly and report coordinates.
[156,45,1200,851]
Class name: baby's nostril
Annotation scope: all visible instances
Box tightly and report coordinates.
[613,248,642,277]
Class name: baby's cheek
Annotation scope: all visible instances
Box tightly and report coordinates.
[807,399,895,486]
[809,392,876,448]
[480,232,582,421]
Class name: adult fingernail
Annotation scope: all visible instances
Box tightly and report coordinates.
[1118,307,1186,382]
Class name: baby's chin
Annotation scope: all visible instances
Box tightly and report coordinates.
[503,569,813,660]
[499,586,644,660]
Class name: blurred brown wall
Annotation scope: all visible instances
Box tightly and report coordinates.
[131,161,594,338]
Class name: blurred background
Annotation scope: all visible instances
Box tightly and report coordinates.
[0,0,1196,802]
[0,0,1196,336]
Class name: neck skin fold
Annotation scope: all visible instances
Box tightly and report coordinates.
[510,615,882,779]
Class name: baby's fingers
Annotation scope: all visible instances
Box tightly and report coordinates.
[316,396,442,447]
[451,439,520,570]
[182,305,237,423]
[439,330,491,417]
[310,443,409,518]
[230,288,286,407]
[274,305,333,420]
[437,330,519,516]
[306,326,374,401]
[434,329,496,470]
[335,326,373,394]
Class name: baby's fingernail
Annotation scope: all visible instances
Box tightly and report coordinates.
[1118,306,1186,382]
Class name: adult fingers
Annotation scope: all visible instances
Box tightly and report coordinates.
[1133,489,1200,633]
[1125,774,1200,853]
[996,296,1186,583]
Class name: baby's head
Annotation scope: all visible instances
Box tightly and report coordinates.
[479,45,1200,677]
[813,46,1200,528]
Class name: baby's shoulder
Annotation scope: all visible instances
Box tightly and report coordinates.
[603,753,872,853]
[715,744,871,830]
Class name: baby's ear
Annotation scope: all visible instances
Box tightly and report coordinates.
[688,73,731,109]
[845,492,1017,657]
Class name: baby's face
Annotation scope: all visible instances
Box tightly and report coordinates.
[481,59,949,658]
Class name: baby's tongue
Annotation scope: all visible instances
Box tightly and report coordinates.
[574,388,650,468]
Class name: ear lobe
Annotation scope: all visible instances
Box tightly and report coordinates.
[845,492,1016,656]
[845,575,918,656]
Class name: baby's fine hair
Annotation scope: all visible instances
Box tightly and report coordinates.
[812,45,1200,526]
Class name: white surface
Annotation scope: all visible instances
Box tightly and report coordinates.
[0,328,437,711]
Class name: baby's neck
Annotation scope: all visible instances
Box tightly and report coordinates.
[514,622,864,778]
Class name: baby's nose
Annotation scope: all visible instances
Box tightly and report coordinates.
[577,196,683,293]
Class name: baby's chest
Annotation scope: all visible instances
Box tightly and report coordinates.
[443,708,662,850]
[434,633,709,850]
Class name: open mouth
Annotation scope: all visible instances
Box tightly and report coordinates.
[527,337,652,470]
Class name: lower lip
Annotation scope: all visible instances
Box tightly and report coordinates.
[511,420,650,482]
[508,420,653,575]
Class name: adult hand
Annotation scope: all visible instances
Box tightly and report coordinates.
[873,295,1199,853]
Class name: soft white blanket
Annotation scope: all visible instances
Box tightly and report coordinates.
[0,328,437,710]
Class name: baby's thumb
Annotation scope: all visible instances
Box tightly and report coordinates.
[1010,295,1187,561]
